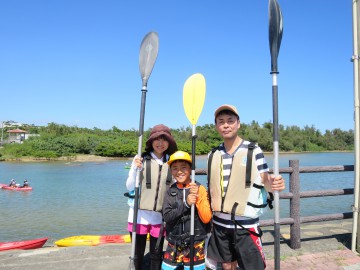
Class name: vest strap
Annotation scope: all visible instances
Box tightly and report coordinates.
[253,183,263,189]
[123,192,135,199]
[267,192,274,209]
[155,221,165,252]
[229,202,262,237]
[166,167,172,185]
[213,215,259,226]
[145,155,152,189]
[246,142,256,187]
[207,147,219,208]
[247,201,268,208]
[207,147,218,189]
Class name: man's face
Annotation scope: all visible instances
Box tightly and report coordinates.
[215,113,240,139]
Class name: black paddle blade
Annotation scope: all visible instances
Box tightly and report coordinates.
[139,32,159,87]
[269,0,283,73]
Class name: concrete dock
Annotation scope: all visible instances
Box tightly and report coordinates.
[1,219,360,269]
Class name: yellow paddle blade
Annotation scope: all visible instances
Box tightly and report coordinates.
[183,73,206,125]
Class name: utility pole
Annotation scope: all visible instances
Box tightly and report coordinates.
[352,0,360,253]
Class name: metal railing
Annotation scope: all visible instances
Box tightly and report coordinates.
[195,160,355,249]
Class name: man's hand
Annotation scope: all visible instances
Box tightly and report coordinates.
[270,174,285,191]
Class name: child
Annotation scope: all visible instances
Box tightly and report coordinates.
[126,124,177,270]
[161,151,212,270]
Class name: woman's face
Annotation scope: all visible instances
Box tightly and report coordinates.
[152,135,169,157]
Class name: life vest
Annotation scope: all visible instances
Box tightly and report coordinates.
[208,144,273,218]
[138,154,173,212]
[165,182,208,245]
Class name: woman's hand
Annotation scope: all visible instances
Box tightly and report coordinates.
[134,156,143,169]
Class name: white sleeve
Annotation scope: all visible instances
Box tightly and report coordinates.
[125,156,139,191]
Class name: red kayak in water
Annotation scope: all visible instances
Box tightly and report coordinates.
[0,183,33,191]
[0,237,48,251]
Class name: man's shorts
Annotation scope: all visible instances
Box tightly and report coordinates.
[161,240,206,270]
[207,224,266,270]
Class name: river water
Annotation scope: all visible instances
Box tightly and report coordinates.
[0,152,355,244]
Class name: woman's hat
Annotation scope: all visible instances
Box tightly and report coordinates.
[145,124,177,154]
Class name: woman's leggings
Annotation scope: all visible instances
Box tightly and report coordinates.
[131,233,164,270]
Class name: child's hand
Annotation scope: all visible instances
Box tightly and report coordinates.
[189,182,199,195]
[187,193,197,206]
[186,183,198,206]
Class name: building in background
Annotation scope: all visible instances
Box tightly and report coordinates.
[7,129,27,144]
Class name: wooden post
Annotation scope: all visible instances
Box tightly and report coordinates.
[289,160,301,249]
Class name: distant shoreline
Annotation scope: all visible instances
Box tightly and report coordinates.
[1,154,131,163]
[0,151,353,163]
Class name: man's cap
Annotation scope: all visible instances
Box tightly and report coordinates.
[214,104,239,118]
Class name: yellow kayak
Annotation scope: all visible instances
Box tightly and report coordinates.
[55,234,149,247]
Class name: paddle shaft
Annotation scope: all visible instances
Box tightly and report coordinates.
[269,1,282,268]
[130,87,147,264]
[272,72,281,270]
[190,125,196,270]
[129,32,158,270]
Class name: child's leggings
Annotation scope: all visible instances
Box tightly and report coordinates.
[132,233,164,270]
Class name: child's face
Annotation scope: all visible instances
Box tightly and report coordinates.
[170,160,191,184]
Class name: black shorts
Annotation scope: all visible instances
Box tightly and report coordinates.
[162,240,206,269]
[207,224,265,270]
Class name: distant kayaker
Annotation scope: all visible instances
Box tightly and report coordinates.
[8,179,16,187]
[22,179,29,188]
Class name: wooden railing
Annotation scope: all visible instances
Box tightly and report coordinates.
[195,160,355,250]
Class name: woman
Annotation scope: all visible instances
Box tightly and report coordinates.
[126,124,177,270]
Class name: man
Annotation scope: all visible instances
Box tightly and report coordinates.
[206,104,285,270]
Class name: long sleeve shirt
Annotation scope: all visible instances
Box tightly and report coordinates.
[163,182,212,226]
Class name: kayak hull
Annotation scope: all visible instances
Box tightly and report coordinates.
[55,234,131,247]
[0,183,33,191]
[0,237,48,251]
[55,234,149,247]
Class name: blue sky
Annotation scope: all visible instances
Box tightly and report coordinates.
[0,1,355,133]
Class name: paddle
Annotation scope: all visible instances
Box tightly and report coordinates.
[129,31,159,270]
[182,73,206,270]
[268,1,283,269]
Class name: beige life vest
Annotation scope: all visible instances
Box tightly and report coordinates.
[139,157,172,212]
[208,147,270,218]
